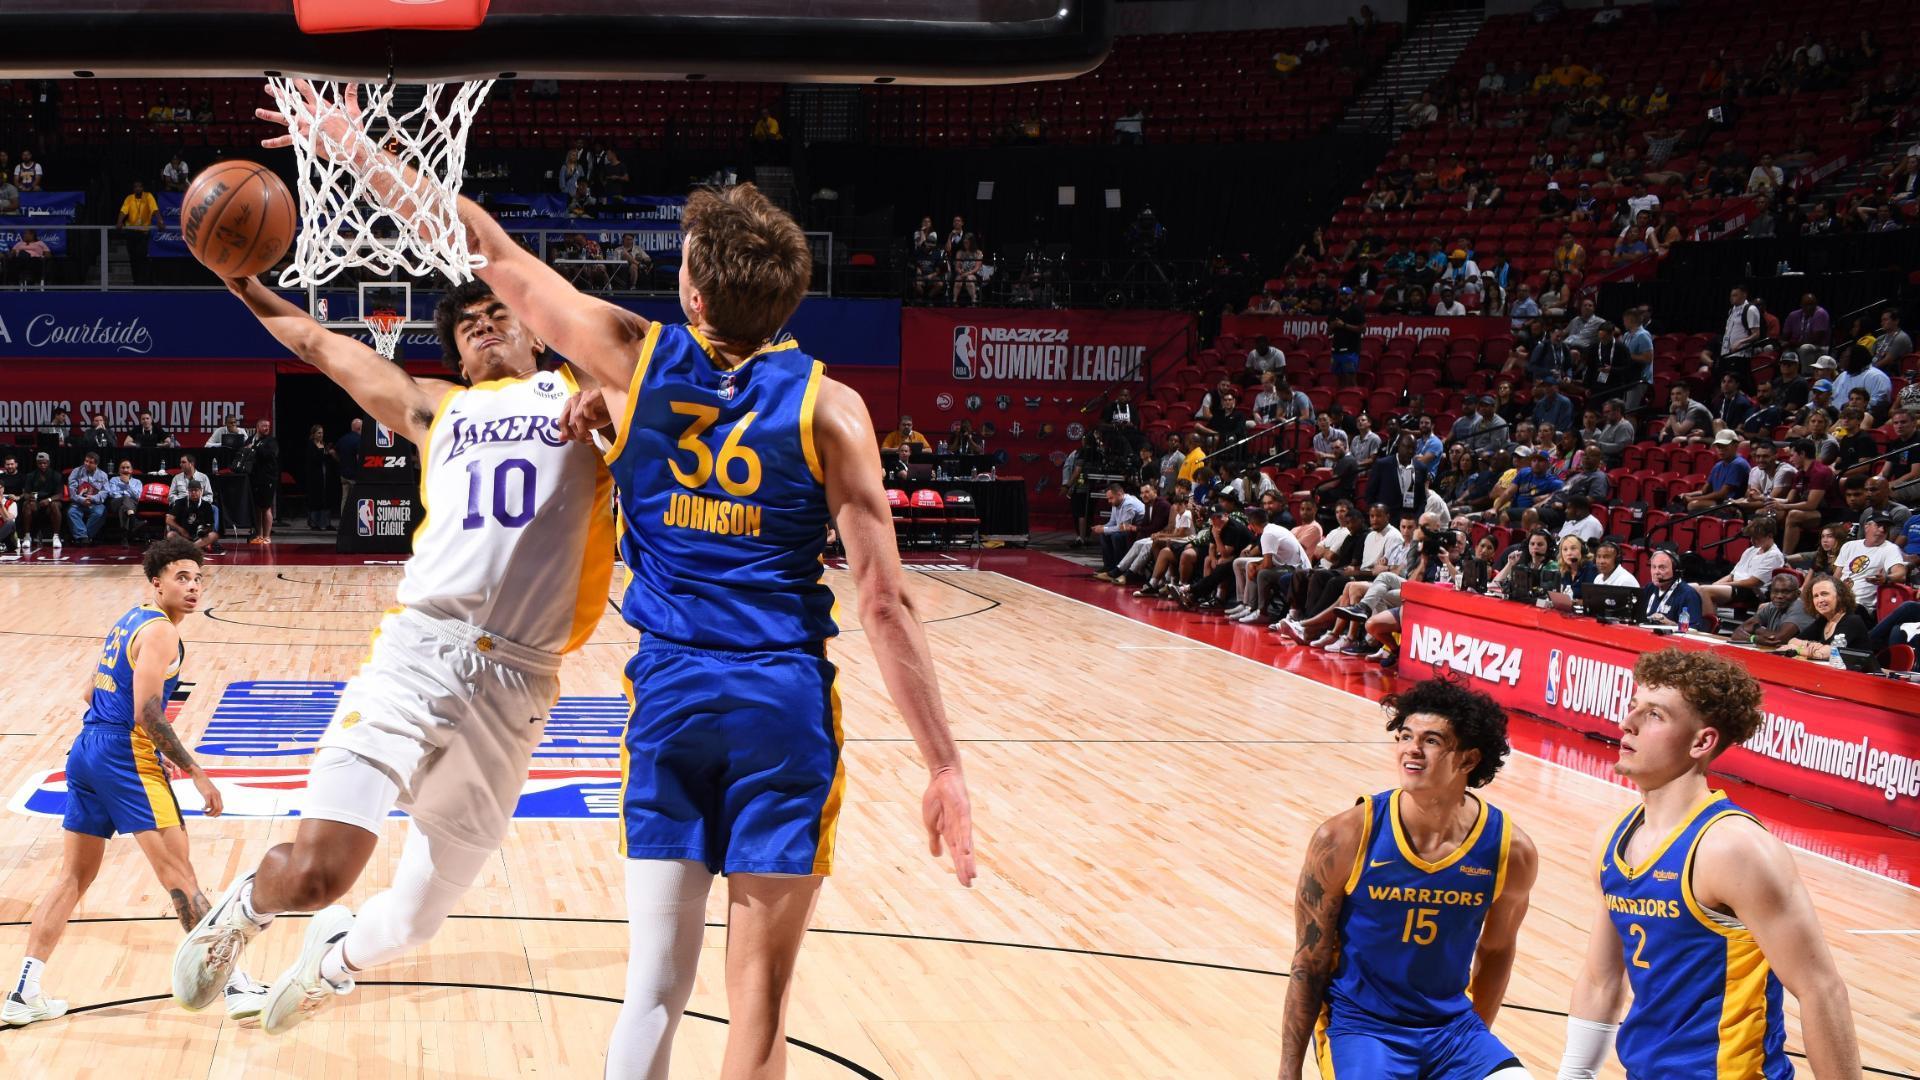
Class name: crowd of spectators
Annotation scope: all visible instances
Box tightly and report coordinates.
[1083,280,1920,667]
[910,214,993,306]
[0,412,355,554]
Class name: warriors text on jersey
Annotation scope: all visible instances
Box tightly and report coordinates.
[605,322,836,651]
[402,367,614,654]
[64,603,186,837]
[1600,790,1791,1079]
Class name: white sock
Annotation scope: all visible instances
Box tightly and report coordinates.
[319,939,355,988]
[237,879,274,928]
[15,956,44,1000]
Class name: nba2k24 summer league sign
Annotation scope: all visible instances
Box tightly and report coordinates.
[0,357,275,441]
[1222,313,1509,345]
[11,767,624,822]
[1398,584,1920,833]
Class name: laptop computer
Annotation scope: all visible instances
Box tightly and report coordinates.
[1835,648,1881,674]
[1504,565,1544,605]
[1582,584,1643,624]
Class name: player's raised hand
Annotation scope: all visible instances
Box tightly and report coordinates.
[193,772,224,818]
[557,389,613,443]
[922,766,977,887]
[256,79,370,163]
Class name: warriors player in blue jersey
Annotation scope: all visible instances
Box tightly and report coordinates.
[1556,649,1860,1080]
[1281,679,1539,1080]
[5,539,265,1027]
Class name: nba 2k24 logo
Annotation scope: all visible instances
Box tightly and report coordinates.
[10,767,624,821]
[1403,624,1524,685]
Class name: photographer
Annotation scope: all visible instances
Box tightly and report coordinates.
[1361,521,1468,665]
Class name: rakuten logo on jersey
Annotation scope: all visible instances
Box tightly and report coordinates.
[1403,622,1524,685]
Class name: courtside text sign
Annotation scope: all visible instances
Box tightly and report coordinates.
[1398,584,1920,832]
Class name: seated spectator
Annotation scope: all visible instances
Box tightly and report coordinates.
[1834,512,1907,611]
[8,229,51,287]
[1244,335,1285,377]
[1494,527,1554,591]
[1531,375,1574,431]
[1871,309,1912,372]
[1782,574,1872,660]
[77,413,114,451]
[1591,540,1639,588]
[162,152,191,193]
[1092,482,1151,582]
[880,415,932,456]
[1682,430,1752,510]
[1833,345,1892,416]
[1732,572,1816,648]
[1127,483,1195,593]
[1546,535,1599,612]
[1657,383,1714,445]
[169,453,213,505]
[1179,503,1258,609]
[1349,414,1383,472]
[1638,548,1703,627]
[13,149,43,193]
[165,481,222,553]
[1709,374,1753,433]
[103,459,142,542]
[0,168,17,214]
[1558,495,1606,544]
[37,407,72,448]
[1783,293,1831,350]
[1228,505,1311,623]
[1772,438,1840,553]
[63,451,110,546]
[614,234,652,290]
[124,409,174,448]
[911,238,947,302]
[1868,594,1920,656]
[18,451,64,549]
[1698,516,1787,618]
[596,147,630,196]
[1734,440,1794,515]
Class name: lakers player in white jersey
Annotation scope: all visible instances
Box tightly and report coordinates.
[171,276,614,1034]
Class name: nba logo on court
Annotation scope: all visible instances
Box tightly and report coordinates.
[355,499,375,537]
[1544,649,1564,707]
[374,421,396,449]
[952,325,977,380]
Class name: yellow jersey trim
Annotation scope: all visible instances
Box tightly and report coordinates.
[809,665,847,875]
[616,663,638,858]
[564,462,618,654]
[1491,812,1514,903]
[1343,794,1373,894]
[1717,936,1775,1077]
[1611,790,1726,880]
[129,726,182,830]
[798,359,828,486]
[409,387,462,548]
[1389,789,1488,875]
[604,321,662,465]
[1312,1003,1339,1079]
[1678,809,1762,940]
[1598,801,1641,878]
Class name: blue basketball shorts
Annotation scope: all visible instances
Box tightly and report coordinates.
[619,637,844,876]
[1331,350,1361,375]
[1314,1007,1520,1080]
[63,723,182,838]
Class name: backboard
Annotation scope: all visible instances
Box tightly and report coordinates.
[0,1,1111,83]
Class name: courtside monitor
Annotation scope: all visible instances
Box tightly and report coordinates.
[0,0,1111,83]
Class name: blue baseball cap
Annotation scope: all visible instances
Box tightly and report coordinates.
[1812,379,1834,393]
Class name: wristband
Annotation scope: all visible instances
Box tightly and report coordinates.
[1555,1016,1617,1080]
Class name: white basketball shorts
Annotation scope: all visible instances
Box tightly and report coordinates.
[310,605,562,850]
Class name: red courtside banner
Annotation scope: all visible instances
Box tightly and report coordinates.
[0,358,276,443]
[1222,313,1508,344]
[1398,583,1920,833]
[899,307,1195,509]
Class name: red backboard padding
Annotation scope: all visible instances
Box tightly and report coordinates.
[295,0,490,34]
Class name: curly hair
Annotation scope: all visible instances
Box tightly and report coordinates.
[1800,572,1858,623]
[1382,678,1511,789]
[432,279,549,379]
[1632,648,1765,756]
[142,537,204,580]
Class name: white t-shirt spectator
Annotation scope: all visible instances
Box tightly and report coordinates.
[1626,192,1661,220]
[1748,462,1796,501]
[162,158,191,189]
[1722,301,1761,357]
[1559,514,1606,544]
[1361,526,1406,570]
[1594,565,1640,588]
[1424,489,1452,527]
[1434,298,1467,317]
[1747,164,1784,194]
[1245,345,1286,374]
[1835,539,1904,608]
[169,469,213,505]
[1727,544,1786,586]
[1261,523,1311,570]
[1316,525,1352,568]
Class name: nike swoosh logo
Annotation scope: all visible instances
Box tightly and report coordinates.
[1369,859,1395,868]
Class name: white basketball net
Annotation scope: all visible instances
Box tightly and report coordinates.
[364,310,407,361]
[265,77,495,288]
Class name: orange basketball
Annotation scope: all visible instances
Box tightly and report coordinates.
[181,160,297,278]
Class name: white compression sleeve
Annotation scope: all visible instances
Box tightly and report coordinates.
[1555,1017,1618,1080]
[340,820,492,972]
[605,859,714,1080]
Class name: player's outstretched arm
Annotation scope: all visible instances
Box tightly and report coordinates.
[1468,825,1538,1029]
[225,276,446,446]
[1696,817,1862,1079]
[1558,824,1631,1080]
[1278,806,1363,1079]
[815,377,974,888]
[128,620,221,818]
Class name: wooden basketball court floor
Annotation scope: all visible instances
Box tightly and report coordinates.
[1,554,1916,1078]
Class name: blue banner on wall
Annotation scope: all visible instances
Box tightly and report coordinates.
[0,192,84,255]
[0,289,900,365]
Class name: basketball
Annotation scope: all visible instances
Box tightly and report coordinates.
[180,160,296,279]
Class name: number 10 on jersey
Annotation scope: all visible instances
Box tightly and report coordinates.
[464,457,537,530]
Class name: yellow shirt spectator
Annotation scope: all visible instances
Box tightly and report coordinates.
[881,428,932,452]
[1179,446,1206,482]
[1552,63,1590,88]
[751,113,782,141]
[1582,71,1606,90]
[1646,88,1671,115]
[118,189,159,229]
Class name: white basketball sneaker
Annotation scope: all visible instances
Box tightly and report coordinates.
[2,990,67,1027]
[224,970,270,1021]
[260,906,355,1036]
[173,871,268,1011]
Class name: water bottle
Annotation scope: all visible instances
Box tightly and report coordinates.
[1677,608,1690,635]
[1828,635,1847,670]
[938,440,949,455]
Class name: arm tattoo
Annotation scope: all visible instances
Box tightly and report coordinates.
[1279,827,1347,1071]
[169,888,211,931]
[138,692,200,774]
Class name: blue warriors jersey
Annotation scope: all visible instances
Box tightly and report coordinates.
[84,604,183,730]
[1600,791,1791,1080]
[606,322,836,651]
[1327,790,1513,1027]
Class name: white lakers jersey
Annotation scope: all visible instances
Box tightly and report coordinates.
[395,366,615,654]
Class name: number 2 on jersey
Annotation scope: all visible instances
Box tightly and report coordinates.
[1627,922,1652,969]
[669,401,762,497]
[463,457,537,530]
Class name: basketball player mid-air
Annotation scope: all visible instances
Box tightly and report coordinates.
[172,273,616,1033]
[6,538,267,1028]
[1280,679,1539,1080]
[252,81,978,1078]
[1556,649,1861,1080]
